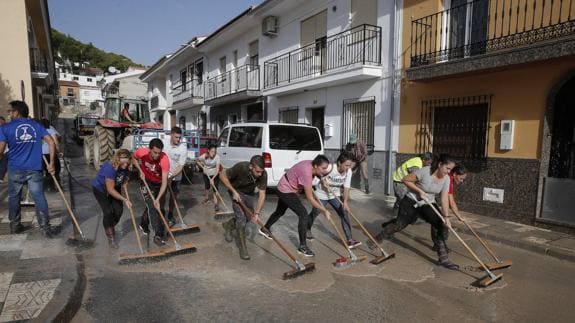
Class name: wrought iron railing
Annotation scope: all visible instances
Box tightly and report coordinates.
[410,0,575,67]
[205,65,260,101]
[264,24,382,88]
[172,79,204,103]
[29,48,49,73]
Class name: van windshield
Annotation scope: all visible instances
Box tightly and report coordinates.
[269,125,322,151]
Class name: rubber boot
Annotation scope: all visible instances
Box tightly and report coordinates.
[236,225,250,260]
[222,218,235,243]
[105,227,119,249]
[437,240,458,270]
[365,179,370,194]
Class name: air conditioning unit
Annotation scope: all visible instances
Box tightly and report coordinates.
[262,16,279,37]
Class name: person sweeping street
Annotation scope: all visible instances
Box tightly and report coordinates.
[218,155,267,260]
[307,152,361,248]
[391,152,433,214]
[163,127,187,227]
[371,154,459,270]
[260,155,332,257]
[134,138,170,246]
[91,149,133,249]
[196,144,221,212]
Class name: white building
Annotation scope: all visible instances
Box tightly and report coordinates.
[58,67,104,108]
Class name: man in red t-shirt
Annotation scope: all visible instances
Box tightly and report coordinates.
[134,138,170,245]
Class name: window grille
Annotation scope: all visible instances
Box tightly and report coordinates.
[342,99,375,150]
[279,108,299,124]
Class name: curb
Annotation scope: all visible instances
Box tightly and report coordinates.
[44,254,86,323]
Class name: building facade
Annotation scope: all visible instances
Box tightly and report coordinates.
[399,0,575,230]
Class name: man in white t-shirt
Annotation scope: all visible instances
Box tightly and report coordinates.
[162,127,188,226]
[308,152,361,248]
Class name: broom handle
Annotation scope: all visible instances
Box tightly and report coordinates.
[237,200,299,263]
[123,186,144,254]
[323,183,387,254]
[313,193,351,253]
[134,162,179,245]
[197,163,231,212]
[42,156,84,237]
[451,210,501,262]
[426,201,496,277]
[167,185,186,225]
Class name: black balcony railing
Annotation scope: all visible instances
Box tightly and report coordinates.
[30,48,49,73]
[172,79,204,104]
[263,24,382,88]
[410,0,575,67]
[205,65,260,101]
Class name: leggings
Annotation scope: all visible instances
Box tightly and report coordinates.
[93,187,123,228]
[264,191,309,247]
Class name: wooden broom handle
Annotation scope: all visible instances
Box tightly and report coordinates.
[451,210,500,262]
[123,186,144,254]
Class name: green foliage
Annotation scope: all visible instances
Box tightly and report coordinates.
[51,29,142,73]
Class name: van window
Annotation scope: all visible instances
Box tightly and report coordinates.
[218,128,230,147]
[229,126,263,148]
[269,125,322,150]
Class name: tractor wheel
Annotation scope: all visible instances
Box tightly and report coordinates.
[83,135,94,165]
[92,126,116,169]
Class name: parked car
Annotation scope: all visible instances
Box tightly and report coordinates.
[217,122,324,187]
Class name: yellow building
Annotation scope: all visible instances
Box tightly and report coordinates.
[399,0,575,229]
[0,0,57,119]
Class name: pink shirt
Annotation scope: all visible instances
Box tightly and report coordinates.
[277,160,313,193]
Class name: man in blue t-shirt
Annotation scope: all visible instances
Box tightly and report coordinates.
[0,101,57,236]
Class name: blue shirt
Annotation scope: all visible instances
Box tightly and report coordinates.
[0,118,49,171]
[92,161,130,194]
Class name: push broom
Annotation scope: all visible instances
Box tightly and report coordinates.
[42,156,95,248]
[323,183,395,264]
[451,209,512,270]
[196,163,234,218]
[313,193,367,268]
[425,200,503,287]
[237,200,315,280]
[167,185,200,235]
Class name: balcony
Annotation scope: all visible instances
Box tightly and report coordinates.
[263,24,382,96]
[408,0,575,81]
[29,48,50,79]
[171,79,204,110]
[204,65,260,105]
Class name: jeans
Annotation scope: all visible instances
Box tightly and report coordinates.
[264,191,309,247]
[231,192,255,227]
[308,198,353,240]
[8,170,50,228]
[139,180,166,238]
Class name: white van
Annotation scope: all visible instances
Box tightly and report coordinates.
[217,122,324,187]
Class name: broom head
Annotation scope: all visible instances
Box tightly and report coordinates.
[283,262,316,280]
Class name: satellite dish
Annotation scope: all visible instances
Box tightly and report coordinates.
[108,66,117,74]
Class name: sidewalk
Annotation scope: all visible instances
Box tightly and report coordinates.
[349,190,575,263]
[0,180,83,322]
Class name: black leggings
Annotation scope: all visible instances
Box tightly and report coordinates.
[264,191,309,247]
[93,187,123,229]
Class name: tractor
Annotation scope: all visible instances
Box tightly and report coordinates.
[83,97,162,169]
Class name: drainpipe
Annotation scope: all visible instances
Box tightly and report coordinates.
[386,0,403,195]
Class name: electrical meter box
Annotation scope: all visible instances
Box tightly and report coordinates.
[500,120,515,150]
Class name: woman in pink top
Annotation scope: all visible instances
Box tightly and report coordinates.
[260,155,332,257]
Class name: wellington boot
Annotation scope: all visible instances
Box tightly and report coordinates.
[236,226,250,260]
[222,218,235,243]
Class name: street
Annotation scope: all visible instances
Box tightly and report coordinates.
[50,118,575,323]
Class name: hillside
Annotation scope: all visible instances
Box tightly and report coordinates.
[51,28,142,73]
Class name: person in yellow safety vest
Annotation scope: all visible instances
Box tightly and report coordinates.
[391,152,433,214]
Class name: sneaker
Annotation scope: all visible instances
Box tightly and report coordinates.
[167,219,176,228]
[10,223,25,234]
[347,239,362,249]
[139,224,149,236]
[153,235,166,246]
[258,227,272,240]
[297,245,315,257]
[306,230,314,241]
[41,226,56,239]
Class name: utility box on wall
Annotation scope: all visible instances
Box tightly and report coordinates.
[500,120,515,150]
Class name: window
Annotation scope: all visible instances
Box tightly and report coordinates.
[269,125,322,151]
[195,59,204,84]
[179,116,186,130]
[351,0,377,27]
[217,127,230,147]
[180,69,187,90]
[232,50,238,69]
[249,40,259,66]
[67,88,74,97]
[342,98,375,151]
[279,107,299,123]
[73,76,79,80]
[418,95,492,159]
[219,56,227,74]
[300,10,327,46]
[87,77,92,82]
[229,126,263,148]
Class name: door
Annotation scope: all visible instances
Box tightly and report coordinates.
[300,10,327,75]
[309,107,325,139]
[448,0,489,59]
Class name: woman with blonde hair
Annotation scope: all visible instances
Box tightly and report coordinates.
[91,149,134,248]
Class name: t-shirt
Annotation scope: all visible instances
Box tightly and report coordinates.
[225,161,267,195]
[42,127,59,155]
[91,161,130,194]
[277,160,313,194]
[134,147,170,184]
[199,153,221,177]
[407,166,450,204]
[162,138,188,181]
[314,163,352,200]
[0,118,49,171]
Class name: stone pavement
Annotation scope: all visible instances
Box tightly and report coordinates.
[0,179,82,322]
[349,190,575,263]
